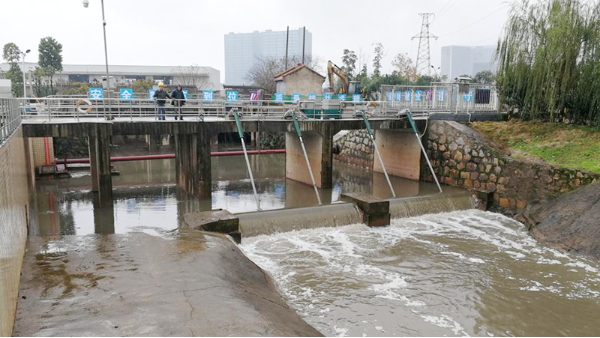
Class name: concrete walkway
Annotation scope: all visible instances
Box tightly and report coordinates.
[14,231,321,336]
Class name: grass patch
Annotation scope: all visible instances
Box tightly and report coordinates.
[472,121,600,174]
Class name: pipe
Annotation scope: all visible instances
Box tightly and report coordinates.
[291,110,322,205]
[360,113,396,197]
[55,149,286,164]
[233,109,261,210]
[406,111,443,193]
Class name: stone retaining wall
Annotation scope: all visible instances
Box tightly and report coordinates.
[333,130,373,169]
[421,121,600,215]
[0,128,31,336]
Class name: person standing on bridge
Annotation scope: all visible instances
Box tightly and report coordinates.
[171,85,186,121]
[153,83,171,121]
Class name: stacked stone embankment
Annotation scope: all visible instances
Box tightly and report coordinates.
[421,121,599,215]
[334,130,373,169]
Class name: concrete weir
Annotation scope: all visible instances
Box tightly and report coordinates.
[13,232,323,337]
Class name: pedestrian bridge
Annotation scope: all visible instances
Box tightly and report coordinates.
[3,96,503,209]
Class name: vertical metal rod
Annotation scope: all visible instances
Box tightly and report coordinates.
[362,115,396,197]
[100,0,112,120]
[291,112,321,205]
[285,26,289,69]
[233,110,260,210]
[302,26,306,64]
[407,112,443,193]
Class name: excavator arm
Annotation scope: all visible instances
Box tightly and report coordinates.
[327,60,349,95]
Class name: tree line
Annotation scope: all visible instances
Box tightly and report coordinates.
[496,0,600,125]
[2,37,63,97]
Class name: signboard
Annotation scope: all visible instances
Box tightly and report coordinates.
[274,93,284,103]
[308,94,317,100]
[183,90,188,100]
[292,94,301,103]
[249,91,259,101]
[386,92,393,102]
[352,94,361,103]
[395,91,402,102]
[404,90,411,102]
[323,94,333,100]
[437,90,445,102]
[415,90,422,102]
[226,91,238,102]
[463,89,474,102]
[202,91,214,102]
[149,89,156,100]
[120,88,133,101]
[337,94,346,101]
[89,88,103,99]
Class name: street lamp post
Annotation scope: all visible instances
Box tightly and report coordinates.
[20,49,30,99]
[83,0,112,120]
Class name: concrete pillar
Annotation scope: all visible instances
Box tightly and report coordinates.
[175,129,212,200]
[88,128,113,207]
[148,134,161,152]
[92,194,115,234]
[285,130,333,189]
[373,129,421,181]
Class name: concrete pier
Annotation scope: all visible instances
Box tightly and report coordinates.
[374,129,421,180]
[88,124,113,207]
[174,130,212,200]
[285,129,334,189]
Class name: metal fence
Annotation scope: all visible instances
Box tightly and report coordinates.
[380,83,499,113]
[0,98,22,145]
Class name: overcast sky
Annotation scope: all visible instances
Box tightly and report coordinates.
[1,0,512,82]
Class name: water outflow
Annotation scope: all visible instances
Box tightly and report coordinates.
[238,203,361,238]
[388,191,475,219]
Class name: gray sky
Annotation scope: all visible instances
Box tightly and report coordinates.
[0,0,511,82]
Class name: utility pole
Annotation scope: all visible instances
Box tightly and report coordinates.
[412,13,438,76]
[302,26,306,64]
[285,26,289,69]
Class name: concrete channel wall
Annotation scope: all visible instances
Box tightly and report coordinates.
[0,128,31,336]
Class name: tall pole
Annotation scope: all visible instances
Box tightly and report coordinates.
[101,0,112,119]
[21,56,27,99]
[285,26,289,69]
[412,13,437,76]
[302,26,306,64]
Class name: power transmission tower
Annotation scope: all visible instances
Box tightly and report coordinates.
[412,13,438,76]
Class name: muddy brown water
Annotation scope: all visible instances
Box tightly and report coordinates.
[29,154,600,336]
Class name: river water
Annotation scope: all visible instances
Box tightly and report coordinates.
[33,153,600,336]
[241,210,600,336]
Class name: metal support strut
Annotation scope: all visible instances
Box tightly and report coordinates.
[406,110,443,193]
[290,110,322,205]
[356,111,396,198]
[232,109,261,210]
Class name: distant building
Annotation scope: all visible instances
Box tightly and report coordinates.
[0,79,12,98]
[274,64,325,97]
[0,63,222,90]
[441,45,497,80]
[224,28,313,86]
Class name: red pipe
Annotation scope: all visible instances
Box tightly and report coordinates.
[55,149,286,164]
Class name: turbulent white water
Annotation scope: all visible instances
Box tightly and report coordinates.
[240,210,600,337]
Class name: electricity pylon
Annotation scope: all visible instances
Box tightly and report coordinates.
[412,13,438,76]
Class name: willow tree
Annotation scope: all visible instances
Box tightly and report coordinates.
[496,0,600,125]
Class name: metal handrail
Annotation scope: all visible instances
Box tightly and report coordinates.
[0,98,22,146]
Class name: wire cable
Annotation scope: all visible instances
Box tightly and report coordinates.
[439,5,508,38]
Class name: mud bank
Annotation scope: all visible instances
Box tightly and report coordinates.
[519,182,600,259]
[13,231,322,336]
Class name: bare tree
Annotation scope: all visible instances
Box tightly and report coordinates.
[245,55,322,93]
[170,64,213,90]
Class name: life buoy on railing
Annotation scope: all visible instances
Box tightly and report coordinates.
[76,99,93,113]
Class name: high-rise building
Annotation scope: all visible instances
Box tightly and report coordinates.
[224,28,312,86]
[441,45,496,81]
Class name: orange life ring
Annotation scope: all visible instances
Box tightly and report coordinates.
[77,99,93,113]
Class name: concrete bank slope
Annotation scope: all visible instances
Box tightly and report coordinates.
[13,231,322,337]
[519,182,600,259]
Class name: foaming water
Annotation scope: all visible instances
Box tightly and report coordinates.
[240,210,600,337]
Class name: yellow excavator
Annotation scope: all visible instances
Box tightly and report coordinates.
[327,60,362,95]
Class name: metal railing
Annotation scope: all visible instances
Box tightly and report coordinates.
[16,93,495,123]
[0,98,22,145]
[380,84,499,113]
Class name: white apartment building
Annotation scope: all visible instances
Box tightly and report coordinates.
[224,28,313,86]
[441,45,497,80]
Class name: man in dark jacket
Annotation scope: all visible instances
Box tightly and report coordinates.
[171,85,186,121]
[153,82,171,120]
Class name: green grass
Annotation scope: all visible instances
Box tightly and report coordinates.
[472,121,600,174]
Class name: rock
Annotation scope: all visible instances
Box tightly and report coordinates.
[499,198,510,208]
[449,142,458,151]
[526,182,600,259]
